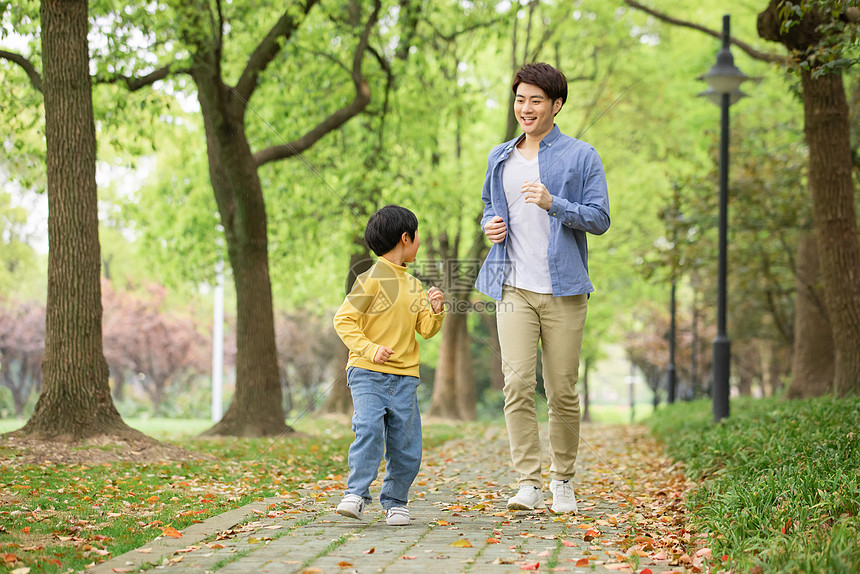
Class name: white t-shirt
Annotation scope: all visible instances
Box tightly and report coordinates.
[502,146,552,293]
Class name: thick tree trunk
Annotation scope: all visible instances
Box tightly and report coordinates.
[19,0,140,439]
[787,231,834,397]
[196,83,287,437]
[801,70,860,397]
[428,309,464,419]
[454,315,477,420]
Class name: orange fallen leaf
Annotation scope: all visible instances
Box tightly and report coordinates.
[337,561,353,568]
[604,564,632,571]
[161,526,182,538]
[640,569,653,574]
[575,558,589,567]
[561,539,576,547]
[437,520,450,526]
[520,562,540,570]
[402,556,417,560]
[302,569,322,574]
[112,568,135,573]
[583,529,600,542]
[146,495,159,503]
[363,547,375,554]
[451,539,473,548]
[486,537,501,544]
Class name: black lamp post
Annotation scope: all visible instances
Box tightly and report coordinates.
[698,14,748,422]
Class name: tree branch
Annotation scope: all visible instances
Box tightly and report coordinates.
[253,0,381,167]
[97,65,175,91]
[623,0,786,64]
[0,50,43,92]
[234,0,319,104]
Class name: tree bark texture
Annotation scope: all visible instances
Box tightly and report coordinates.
[20,0,139,439]
[801,69,860,397]
[196,77,287,437]
[788,232,835,397]
[756,1,860,397]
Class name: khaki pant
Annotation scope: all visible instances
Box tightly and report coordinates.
[496,286,587,487]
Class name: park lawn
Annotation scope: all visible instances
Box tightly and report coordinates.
[648,395,860,573]
[0,415,472,574]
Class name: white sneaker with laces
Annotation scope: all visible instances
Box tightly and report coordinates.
[506,485,545,510]
[549,479,578,514]
[386,506,410,526]
[336,493,365,520]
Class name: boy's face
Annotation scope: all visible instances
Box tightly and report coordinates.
[403,230,420,263]
[514,82,562,139]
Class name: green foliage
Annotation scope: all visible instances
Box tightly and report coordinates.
[648,396,860,572]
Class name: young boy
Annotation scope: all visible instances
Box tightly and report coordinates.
[333,204,445,526]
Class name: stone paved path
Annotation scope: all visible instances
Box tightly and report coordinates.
[93,423,687,574]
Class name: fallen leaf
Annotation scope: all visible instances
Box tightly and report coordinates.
[451,539,473,548]
[604,564,632,571]
[111,568,135,573]
[161,526,182,538]
[363,547,375,554]
[561,539,576,547]
[337,561,353,567]
[575,558,589,567]
[402,556,417,560]
[640,569,653,574]
[487,537,501,544]
[137,548,152,554]
[520,562,540,570]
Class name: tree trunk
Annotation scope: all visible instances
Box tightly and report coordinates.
[196,81,287,437]
[18,0,141,439]
[428,309,464,419]
[801,69,860,397]
[787,231,834,397]
[454,315,477,420]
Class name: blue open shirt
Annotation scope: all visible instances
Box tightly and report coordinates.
[475,125,610,301]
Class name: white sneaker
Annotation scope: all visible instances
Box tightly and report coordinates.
[506,485,545,510]
[336,493,365,520]
[549,479,578,514]
[386,506,410,526]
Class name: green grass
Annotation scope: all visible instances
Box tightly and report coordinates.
[647,395,860,573]
[0,415,483,573]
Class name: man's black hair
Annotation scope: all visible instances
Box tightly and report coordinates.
[512,62,567,110]
[365,204,418,256]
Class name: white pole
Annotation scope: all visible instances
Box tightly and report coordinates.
[211,258,224,422]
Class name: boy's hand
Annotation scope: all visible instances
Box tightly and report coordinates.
[373,345,394,364]
[428,286,445,314]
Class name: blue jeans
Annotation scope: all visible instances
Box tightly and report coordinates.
[345,367,422,509]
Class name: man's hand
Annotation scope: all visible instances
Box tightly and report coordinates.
[521,180,553,211]
[373,345,394,364]
[484,216,507,243]
[428,286,445,314]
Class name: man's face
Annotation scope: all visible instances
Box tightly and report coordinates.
[514,83,562,139]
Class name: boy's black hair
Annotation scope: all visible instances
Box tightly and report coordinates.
[365,204,418,256]
[512,62,567,110]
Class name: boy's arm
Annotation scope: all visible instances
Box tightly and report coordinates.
[333,277,380,362]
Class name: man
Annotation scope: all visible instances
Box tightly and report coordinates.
[475,62,610,514]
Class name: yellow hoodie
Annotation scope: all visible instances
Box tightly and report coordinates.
[333,257,445,377]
